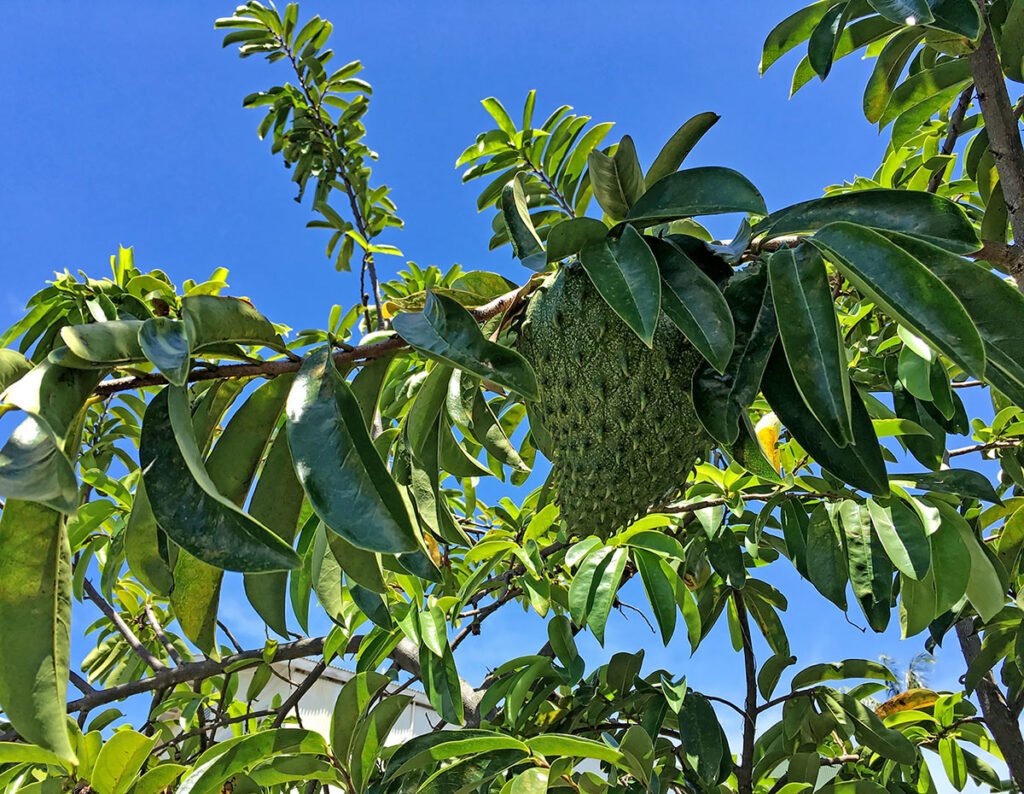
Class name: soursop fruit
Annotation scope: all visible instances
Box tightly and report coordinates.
[517,265,707,536]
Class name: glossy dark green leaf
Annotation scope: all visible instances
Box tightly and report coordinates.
[625,167,767,226]
[794,15,898,92]
[884,233,1024,406]
[579,225,661,346]
[182,295,284,351]
[769,245,852,445]
[838,500,893,632]
[138,318,191,387]
[755,189,980,253]
[808,3,850,79]
[588,138,643,221]
[645,112,720,185]
[140,387,300,572]
[0,415,78,513]
[811,223,985,376]
[286,348,417,554]
[545,217,608,262]
[635,549,676,645]
[693,266,777,445]
[1003,0,1024,82]
[866,498,930,580]
[760,2,830,73]
[330,671,391,762]
[758,653,796,699]
[500,175,547,272]
[124,481,173,596]
[244,429,306,636]
[60,320,145,365]
[349,694,414,791]
[0,501,75,763]
[393,292,538,400]
[762,346,888,495]
[569,546,628,644]
[805,505,849,610]
[419,643,465,725]
[867,0,933,24]
[892,469,1000,504]
[677,692,725,785]
[930,0,981,35]
[648,237,734,372]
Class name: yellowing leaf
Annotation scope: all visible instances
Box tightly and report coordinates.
[755,412,782,473]
[874,688,938,718]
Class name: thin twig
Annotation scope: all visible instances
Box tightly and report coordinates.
[271,661,328,728]
[83,580,165,672]
[144,602,184,665]
[927,84,974,194]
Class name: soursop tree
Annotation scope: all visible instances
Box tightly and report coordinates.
[0,2,1023,792]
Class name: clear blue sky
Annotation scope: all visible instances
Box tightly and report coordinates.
[0,3,999,788]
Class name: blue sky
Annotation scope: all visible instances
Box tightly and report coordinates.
[0,2,1003,788]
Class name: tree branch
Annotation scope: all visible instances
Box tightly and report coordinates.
[92,289,520,398]
[927,84,974,194]
[956,618,1024,789]
[970,8,1024,288]
[83,580,165,673]
[143,602,184,666]
[734,590,758,794]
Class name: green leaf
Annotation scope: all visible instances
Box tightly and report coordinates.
[481,97,517,137]
[0,349,32,392]
[762,347,888,495]
[60,321,145,365]
[939,735,967,790]
[330,671,391,762]
[0,742,70,769]
[393,292,538,400]
[138,318,190,387]
[791,658,896,690]
[758,654,797,699]
[124,481,173,596]
[867,0,933,25]
[884,233,1024,406]
[625,167,767,226]
[286,348,417,554]
[878,59,971,128]
[546,217,608,262]
[804,504,849,609]
[349,695,414,791]
[646,112,720,185]
[91,731,157,794]
[838,500,893,632]
[635,548,677,644]
[808,3,850,80]
[244,429,305,636]
[588,137,644,221]
[866,498,930,580]
[818,783,889,794]
[182,295,283,351]
[0,501,75,763]
[569,546,628,644]
[0,415,78,513]
[578,225,661,346]
[899,501,970,636]
[892,469,1000,504]
[1003,0,1024,82]
[678,691,725,785]
[811,223,985,377]
[177,729,327,794]
[756,189,980,253]
[932,500,1005,622]
[2,362,101,446]
[140,387,300,571]
[527,734,623,764]
[419,643,465,725]
[648,238,734,372]
[863,28,925,122]
[500,175,547,272]
[827,689,917,764]
[769,245,852,445]
[760,2,830,73]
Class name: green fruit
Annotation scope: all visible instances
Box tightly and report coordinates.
[517,265,707,536]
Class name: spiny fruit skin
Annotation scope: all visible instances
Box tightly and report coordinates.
[517,265,707,536]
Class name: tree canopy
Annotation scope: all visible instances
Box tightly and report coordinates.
[1,1,1024,792]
